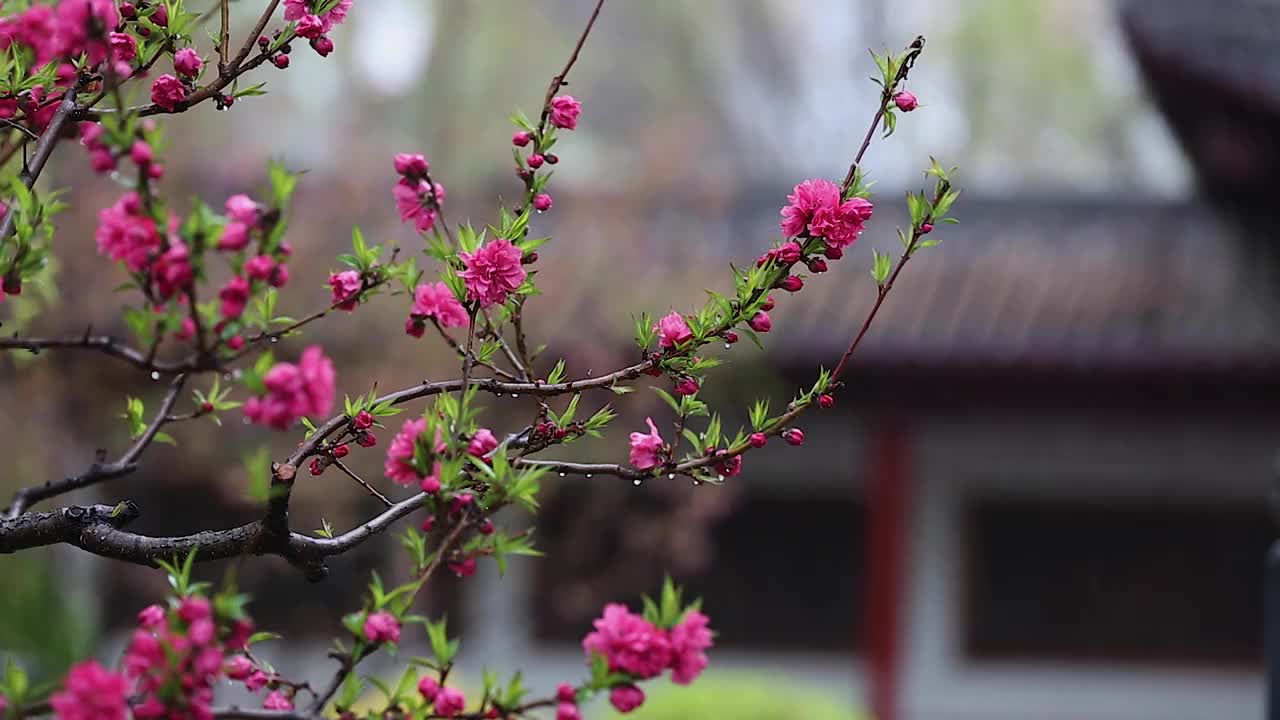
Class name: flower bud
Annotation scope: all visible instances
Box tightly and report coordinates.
[394,153,429,178]
[818,394,834,409]
[309,458,323,476]
[761,295,775,311]
[893,91,918,112]
[332,443,350,458]
[420,476,441,494]
[807,257,828,273]
[723,331,738,344]
[522,251,538,265]
[748,311,772,333]
[545,153,560,164]
[226,335,244,350]
[120,2,137,18]
[310,36,335,57]
[357,432,377,448]
[479,519,495,535]
[779,275,803,292]
[782,428,805,446]
[129,140,152,165]
[824,245,844,260]
[920,222,933,234]
[777,241,802,265]
[533,193,553,211]
[748,432,767,448]
[353,410,374,429]
[557,684,577,704]
[512,131,532,147]
[526,154,545,169]
[674,377,699,396]
[272,54,289,69]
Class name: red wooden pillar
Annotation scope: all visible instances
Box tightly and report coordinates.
[865,418,911,720]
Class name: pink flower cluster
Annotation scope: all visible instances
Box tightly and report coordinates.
[384,417,427,486]
[214,193,291,336]
[244,346,337,430]
[459,239,526,308]
[655,311,692,349]
[581,604,715,712]
[96,192,160,272]
[284,0,352,33]
[0,0,119,67]
[419,677,466,718]
[119,596,253,720]
[405,281,467,337]
[779,178,873,249]
[50,660,129,720]
[328,269,363,311]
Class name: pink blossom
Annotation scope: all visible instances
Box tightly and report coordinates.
[108,32,136,62]
[329,270,362,311]
[295,13,324,39]
[809,196,873,249]
[152,241,192,299]
[263,691,293,711]
[225,194,258,225]
[363,611,401,643]
[188,618,215,646]
[284,0,352,31]
[582,603,672,678]
[244,346,336,430]
[385,417,426,485]
[150,74,186,112]
[218,221,250,250]
[556,703,581,720]
[218,275,250,319]
[245,671,270,693]
[894,90,918,112]
[411,281,467,329]
[549,95,582,130]
[628,418,664,470]
[459,239,526,308]
[420,463,442,494]
[526,154,545,169]
[173,47,203,77]
[244,255,276,281]
[609,685,645,714]
[123,629,163,677]
[51,661,129,720]
[394,178,445,233]
[433,686,466,718]
[138,603,167,628]
[89,147,116,173]
[178,596,211,622]
[468,428,498,457]
[225,656,254,680]
[54,0,118,63]
[129,140,152,166]
[779,178,840,238]
[394,152,429,178]
[655,311,692,349]
[748,311,772,333]
[667,610,714,684]
[96,193,160,272]
[674,378,699,396]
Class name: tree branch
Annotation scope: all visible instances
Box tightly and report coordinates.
[3,374,187,519]
[0,332,188,374]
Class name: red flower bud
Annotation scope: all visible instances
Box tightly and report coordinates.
[545,153,560,165]
[2,275,21,296]
[674,378,699,396]
[421,515,436,532]
[353,410,374,429]
[226,335,245,350]
[920,222,934,234]
[200,402,214,413]
[522,251,538,265]
[893,91,918,112]
[557,684,577,704]
[723,331,739,345]
[818,394,834,409]
[512,131,532,147]
[357,432,376,448]
[333,443,350,458]
[309,458,323,476]
[779,275,804,292]
[824,245,844,260]
[748,432,767,448]
[272,54,289,69]
[479,519,495,535]
[526,154,545,169]
[761,295,775,311]
[748,311,772,333]
[807,257,828,273]
[782,428,805,446]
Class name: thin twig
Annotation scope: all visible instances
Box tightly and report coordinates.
[0,89,78,244]
[333,459,392,508]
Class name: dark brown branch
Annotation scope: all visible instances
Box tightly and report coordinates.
[3,374,187,519]
[0,489,432,580]
[0,333,188,374]
[333,459,392,508]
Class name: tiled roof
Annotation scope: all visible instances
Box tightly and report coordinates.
[526,190,1280,370]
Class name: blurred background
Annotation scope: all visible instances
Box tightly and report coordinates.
[4,0,1280,718]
